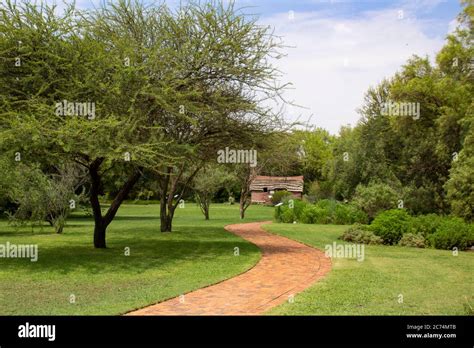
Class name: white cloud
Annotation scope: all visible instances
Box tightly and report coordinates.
[447,18,459,33]
[261,7,447,134]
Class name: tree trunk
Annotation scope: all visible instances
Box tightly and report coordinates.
[158,165,202,232]
[160,212,173,232]
[239,187,250,219]
[89,158,141,248]
[94,222,106,248]
[89,159,106,248]
[166,213,173,231]
[55,221,64,234]
[204,205,209,220]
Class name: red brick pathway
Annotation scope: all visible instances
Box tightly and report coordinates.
[126,221,331,315]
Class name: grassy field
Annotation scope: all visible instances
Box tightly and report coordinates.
[264,223,474,315]
[2,202,472,316]
[0,203,273,315]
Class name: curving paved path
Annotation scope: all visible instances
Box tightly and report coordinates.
[126,221,331,315]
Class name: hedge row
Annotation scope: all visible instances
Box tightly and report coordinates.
[274,199,368,225]
[275,200,473,250]
[342,209,474,250]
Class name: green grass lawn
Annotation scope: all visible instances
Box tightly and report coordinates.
[264,223,474,315]
[0,203,273,315]
[2,203,472,316]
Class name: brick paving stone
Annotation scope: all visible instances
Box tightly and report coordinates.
[126,221,331,315]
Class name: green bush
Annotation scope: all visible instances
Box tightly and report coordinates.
[312,199,336,224]
[274,199,307,223]
[279,208,296,223]
[300,205,315,224]
[271,190,291,205]
[313,201,334,224]
[334,204,350,224]
[398,233,426,248]
[315,199,336,210]
[369,209,411,245]
[278,199,368,225]
[274,205,285,222]
[428,217,474,250]
[340,225,383,245]
[300,206,325,224]
[290,199,308,220]
[408,214,444,236]
[353,182,399,220]
[345,204,367,224]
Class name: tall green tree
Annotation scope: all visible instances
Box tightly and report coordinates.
[0,1,171,247]
[193,165,234,220]
[142,2,287,230]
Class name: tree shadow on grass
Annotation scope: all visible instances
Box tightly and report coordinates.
[106,215,162,221]
[0,237,257,275]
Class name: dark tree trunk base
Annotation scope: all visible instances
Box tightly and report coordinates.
[94,223,107,248]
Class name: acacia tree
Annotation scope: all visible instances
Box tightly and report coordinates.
[193,165,233,220]
[0,1,172,247]
[6,163,86,233]
[0,0,288,240]
[144,2,287,231]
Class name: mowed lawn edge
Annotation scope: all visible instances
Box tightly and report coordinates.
[0,204,273,315]
[262,223,474,315]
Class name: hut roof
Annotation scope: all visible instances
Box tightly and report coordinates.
[250,176,304,193]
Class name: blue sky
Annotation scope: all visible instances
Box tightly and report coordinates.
[55,0,462,133]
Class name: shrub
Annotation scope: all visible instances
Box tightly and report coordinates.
[277,198,368,225]
[408,214,444,236]
[6,164,85,234]
[274,205,285,222]
[428,217,474,250]
[290,199,307,220]
[271,190,292,205]
[349,205,369,224]
[335,203,369,224]
[274,199,306,223]
[398,233,426,248]
[280,208,296,223]
[340,225,383,245]
[288,199,368,225]
[369,209,411,244]
[353,182,399,220]
[334,204,350,224]
[312,199,337,224]
[301,205,318,224]
[300,206,325,224]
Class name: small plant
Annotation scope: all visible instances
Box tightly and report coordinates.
[274,199,307,223]
[428,217,474,250]
[334,203,369,224]
[300,206,325,224]
[398,233,426,248]
[369,209,411,245]
[280,208,296,223]
[7,164,85,234]
[409,214,444,236]
[353,182,399,220]
[340,225,383,245]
